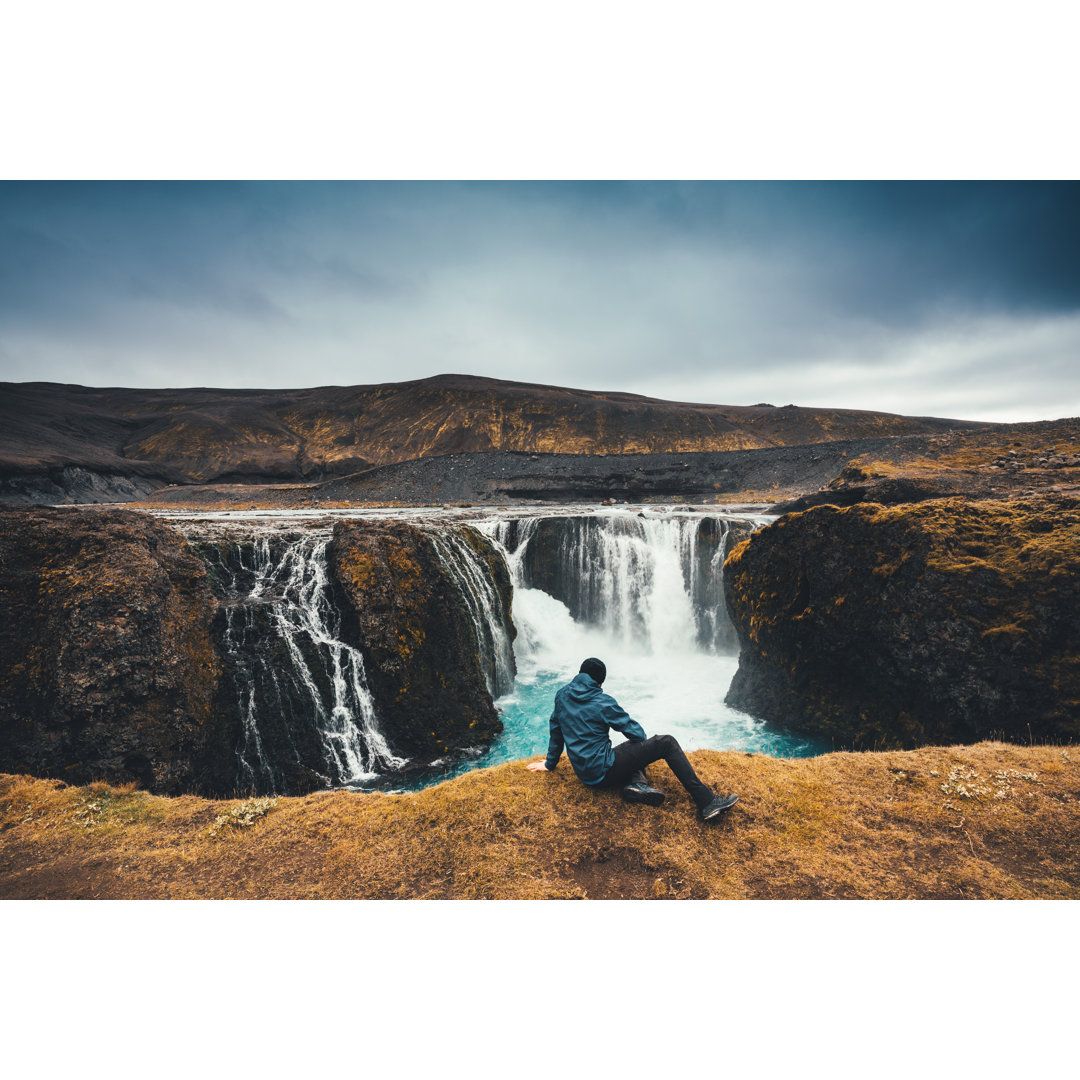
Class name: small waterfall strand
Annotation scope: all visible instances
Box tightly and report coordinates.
[199,535,406,791]
[697,518,735,652]
[479,517,539,587]
[425,525,516,698]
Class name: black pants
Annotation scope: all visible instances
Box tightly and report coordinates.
[597,734,715,810]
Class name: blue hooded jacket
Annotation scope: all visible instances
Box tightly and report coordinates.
[544,672,647,784]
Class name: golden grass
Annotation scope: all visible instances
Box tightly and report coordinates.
[3,742,1078,899]
[832,423,1080,495]
[936,433,1080,471]
[840,455,945,479]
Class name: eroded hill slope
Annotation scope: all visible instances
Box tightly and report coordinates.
[1,374,982,500]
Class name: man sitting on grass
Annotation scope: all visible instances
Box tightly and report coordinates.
[527,657,739,822]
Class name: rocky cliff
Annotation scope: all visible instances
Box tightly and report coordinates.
[0,507,234,793]
[724,496,1080,748]
[329,520,513,761]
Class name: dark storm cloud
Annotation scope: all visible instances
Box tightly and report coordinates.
[752,181,1080,320]
[565,181,1080,322]
[5,180,1077,323]
[1,181,1078,419]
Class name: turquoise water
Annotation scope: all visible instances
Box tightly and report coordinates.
[358,585,829,793]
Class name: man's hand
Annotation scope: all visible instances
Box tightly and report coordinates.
[526,762,549,772]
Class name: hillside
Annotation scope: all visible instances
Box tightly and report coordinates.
[0,374,983,501]
[2,742,1077,899]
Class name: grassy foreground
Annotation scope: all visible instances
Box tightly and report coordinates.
[2,742,1078,899]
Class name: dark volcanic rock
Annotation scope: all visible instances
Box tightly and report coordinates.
[0,466,164,505]
[0,507,234,793]
[769,474,965,513]
[723,497,1080,748]
[329,521,511,761]
[305,439,931,507]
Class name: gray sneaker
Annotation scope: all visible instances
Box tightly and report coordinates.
[621,782,665,807]
[700,793,739,821]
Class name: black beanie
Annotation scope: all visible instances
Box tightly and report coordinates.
[579,657,606,685]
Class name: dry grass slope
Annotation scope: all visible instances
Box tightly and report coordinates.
[3,742,1078,899]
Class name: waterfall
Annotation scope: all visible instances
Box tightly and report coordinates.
[424,525,516,698]
[466,508,824,771]
[481,512,742,655]
[167,506,769,794]
[194,534,406,793]
[485,516,540,585]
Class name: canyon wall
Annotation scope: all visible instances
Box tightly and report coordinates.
[329,521,513,762]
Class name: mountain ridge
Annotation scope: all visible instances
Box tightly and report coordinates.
[0,374,986,499]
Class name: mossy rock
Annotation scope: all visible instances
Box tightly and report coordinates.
[329,520,511,761]
[0,507,234,794]
[723,495,1080,748]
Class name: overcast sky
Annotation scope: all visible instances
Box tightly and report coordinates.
[2,180,1078,423]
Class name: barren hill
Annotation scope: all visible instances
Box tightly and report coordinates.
[0,374,984,501]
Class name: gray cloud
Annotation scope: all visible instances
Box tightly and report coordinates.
[1,181,1078,419]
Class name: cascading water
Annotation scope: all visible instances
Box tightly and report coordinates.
[484,511,744,654]
[194,533,406,793]
[424,525,516,698]
[469,509,827,782]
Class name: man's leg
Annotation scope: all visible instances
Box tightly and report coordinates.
[603,734,716,810]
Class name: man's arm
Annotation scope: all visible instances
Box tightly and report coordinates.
[599,695,647,741]
[544,711,564,769]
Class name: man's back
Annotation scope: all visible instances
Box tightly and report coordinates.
[545,671,646,784]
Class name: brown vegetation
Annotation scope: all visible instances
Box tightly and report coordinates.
[2,741,1077,899]
[774,417,1080,512]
